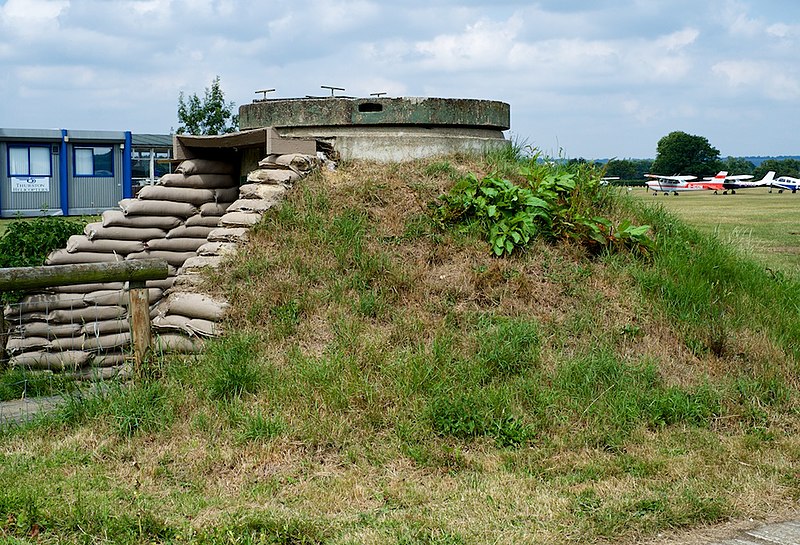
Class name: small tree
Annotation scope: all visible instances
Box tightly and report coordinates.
[176,76,239,135]
[651,131,721,177]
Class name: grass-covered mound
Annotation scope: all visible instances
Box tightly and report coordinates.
[1,153,798,544]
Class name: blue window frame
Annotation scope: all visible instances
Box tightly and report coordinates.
[7,145,52,177]
[74,146,114,177]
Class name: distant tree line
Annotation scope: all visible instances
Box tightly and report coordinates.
[568,130,800,181]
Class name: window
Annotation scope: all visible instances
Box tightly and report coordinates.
[74,146,114,177]
[132,147,173,184]
[8,145,52,177]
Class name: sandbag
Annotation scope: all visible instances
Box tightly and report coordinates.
[154,333,203,354]
[48,334,86,351]
[10,322,82,339]
[214,187,240,203]
[92,353,129,368]
[66,234,146,255]
[84,332,132,352]
[207,227,249,243]
[142,277,175,291]
[47,305,127,323]
[227,198,275,214]
[185,214,222,227]
[196,242,238,257]
[238,183,287,201]
[199,202,232,216]
[5,336,50,354]
[51,332,131,352]
[75,364,131,381]
[219,211,262,227]
[246,168,298,185]
[46,250,124,266]
[85,223,167,241]
[165,225,215,239]
[9,350,92,371]
[147,237,206,252]
[176,159,236,175]
[84,288,162,306]
[158,292,229,321]
[170,273,205,291]
[82,319,130,336]
[275,153,318,172]
[52,282,125,294]
[4,293,84,317]
[137,185,216,206]
[179,255,223,273]
[102,209,182,230]
[126,250,196,267]
[160,173,237,189]
[119,198,198,218]
[153,315,220,337]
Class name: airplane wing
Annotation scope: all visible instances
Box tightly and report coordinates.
[644,174,697,181]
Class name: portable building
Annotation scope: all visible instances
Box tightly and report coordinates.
[0,128,172,217]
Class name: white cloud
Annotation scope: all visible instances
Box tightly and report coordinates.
[712,60,800,100]
[414,17,524,71]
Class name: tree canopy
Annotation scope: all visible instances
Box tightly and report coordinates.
[753,158,800,179]
[176,76,239,135]
[650,131,721,177]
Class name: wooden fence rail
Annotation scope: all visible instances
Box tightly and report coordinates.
[0,259,170,375]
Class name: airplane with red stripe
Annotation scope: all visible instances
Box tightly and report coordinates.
[644,172,725,195]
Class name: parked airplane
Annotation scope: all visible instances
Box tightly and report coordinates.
[769,174,800,193]
[644,174,723,195]
[722,171,775,193]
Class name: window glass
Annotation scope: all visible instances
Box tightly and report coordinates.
[8,147,28,176]
[75,148,94,175]
[94,147,113,175]
[74,146,114,176]
[7,146,51,177]
[29,147,51,176]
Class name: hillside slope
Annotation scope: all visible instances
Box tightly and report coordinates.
[1,155,798,545]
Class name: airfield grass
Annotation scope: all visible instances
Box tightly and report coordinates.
[629,186,800,276]
[1,157,799,544]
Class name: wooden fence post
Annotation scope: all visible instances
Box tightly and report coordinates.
[128,280,152,376]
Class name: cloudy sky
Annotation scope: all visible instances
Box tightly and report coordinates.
[1,0,797,158]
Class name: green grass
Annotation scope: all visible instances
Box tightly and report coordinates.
[630,187,800,275]
[0,157,798,544]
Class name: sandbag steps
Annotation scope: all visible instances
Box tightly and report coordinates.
[2,153,321,378]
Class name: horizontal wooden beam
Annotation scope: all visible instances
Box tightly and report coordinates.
[0,259,170,292]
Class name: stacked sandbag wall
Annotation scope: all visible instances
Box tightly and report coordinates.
[150,153,320,346]
[3,153,321,379]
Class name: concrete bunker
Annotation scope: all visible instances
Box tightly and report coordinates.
[237,96,511,162]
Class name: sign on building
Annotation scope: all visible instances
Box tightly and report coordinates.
[11,177,51,193]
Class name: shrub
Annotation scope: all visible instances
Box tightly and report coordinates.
[0,215,88,304]
[0,215,87,268]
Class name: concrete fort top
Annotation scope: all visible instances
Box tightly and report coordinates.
[239,97,510,131]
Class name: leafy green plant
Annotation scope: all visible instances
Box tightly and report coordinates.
[432,159,653,257]
[0,215,88,304]
[433,173,549,256]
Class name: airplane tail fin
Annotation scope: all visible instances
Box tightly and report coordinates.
[760,171,776,183]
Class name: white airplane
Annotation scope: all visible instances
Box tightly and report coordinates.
[769,174,800,193]
[721,171,775,193]
[644,173,723,195]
